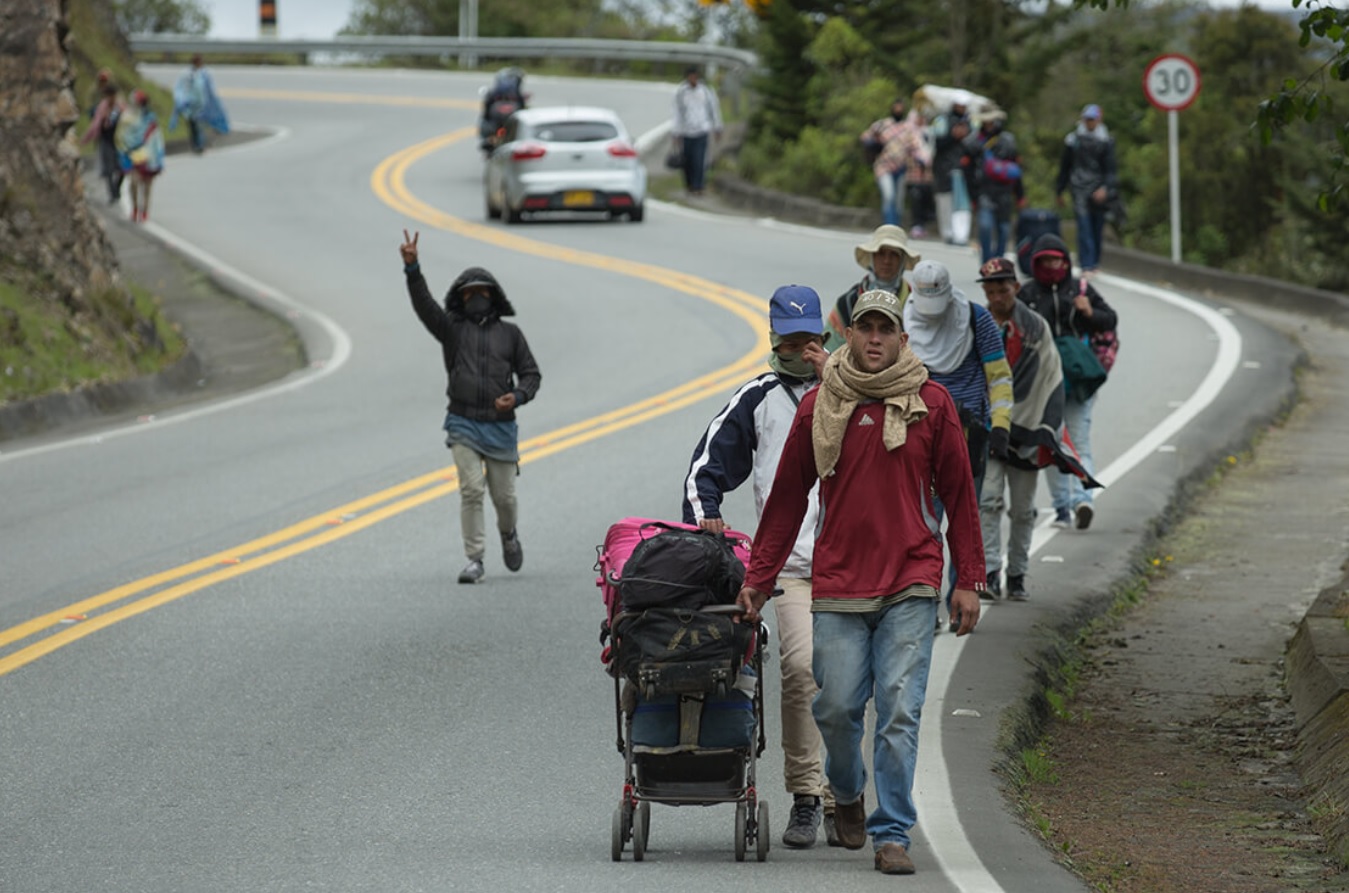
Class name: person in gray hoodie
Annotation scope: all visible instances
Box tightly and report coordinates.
[400,230,542,584]
[1055,103,1118,274]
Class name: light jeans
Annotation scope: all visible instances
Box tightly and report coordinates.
[980,458,1040,578]
[1047,392,1096,512]
[774,577,829,804]
[812,597,937,848]
[450,442,518,561]
[877,167,907,228]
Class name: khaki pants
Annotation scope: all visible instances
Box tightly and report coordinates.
[450,443,518,561]
[775,576,830,804]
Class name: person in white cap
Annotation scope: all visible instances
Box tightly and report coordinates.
[903,259,1012,629]
[682,284,834,848]
[1055,103,1117,274]
[824,225,920,353]
[736,287,985,876]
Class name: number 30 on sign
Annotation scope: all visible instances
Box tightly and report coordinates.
[1143,54,1202,112]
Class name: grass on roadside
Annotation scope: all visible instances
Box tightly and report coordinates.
[0,277,184,404]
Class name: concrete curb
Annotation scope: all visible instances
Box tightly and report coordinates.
[1287,575,1349,863]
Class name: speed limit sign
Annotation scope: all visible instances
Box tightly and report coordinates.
[1144,54,1201,111]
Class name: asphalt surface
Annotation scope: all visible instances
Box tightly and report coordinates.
[55,184,1349,883]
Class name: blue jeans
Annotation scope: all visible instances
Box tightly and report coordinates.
[876,168,907,227]
[1074,197,1107,271]
[812,598,937,849]
[978,205,1011,262]
[1048,392,1096,512]
[681,133,710,192]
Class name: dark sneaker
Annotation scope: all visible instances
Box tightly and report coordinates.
[501,530,523,572]
[1051,507,1072,528]
[781,795,821,848]
[874,842,916,875]
[1006,575,1029,601]
[1074,503,1095,530]
[823,810,840,847]
[984,570,1002,600]
[457,559,485,584]
[832,795,867,850]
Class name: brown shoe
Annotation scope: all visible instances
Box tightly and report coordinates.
[874,842,916,875]
[832,795,867,849]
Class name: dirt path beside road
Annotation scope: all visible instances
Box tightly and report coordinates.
[1020,307,1349,892]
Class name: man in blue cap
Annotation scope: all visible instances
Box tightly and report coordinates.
[1056,103,1118,274]
[682,285,835,849]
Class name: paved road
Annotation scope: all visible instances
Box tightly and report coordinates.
[0,67,1297,891]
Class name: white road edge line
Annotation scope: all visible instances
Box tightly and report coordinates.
[919,272,1244,890]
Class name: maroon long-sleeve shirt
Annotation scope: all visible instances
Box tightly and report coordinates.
[744,381,985,601]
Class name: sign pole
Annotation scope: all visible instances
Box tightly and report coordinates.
[1168,109,1181,263]
[1143,53,1201,266]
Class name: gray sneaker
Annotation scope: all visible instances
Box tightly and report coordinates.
[458,559,485,584]
[782,795,821,849]
[501,530,523,572]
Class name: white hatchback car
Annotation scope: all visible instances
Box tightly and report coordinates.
[484,106,647,224]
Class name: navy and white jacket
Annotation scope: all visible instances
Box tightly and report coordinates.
[682,372,820,579]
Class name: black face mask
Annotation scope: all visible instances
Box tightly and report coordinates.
[464,294,493,318]
[891,110,905,121]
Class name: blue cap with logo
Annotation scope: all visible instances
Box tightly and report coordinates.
[1082,103,1102,120]
[768,285,824,336]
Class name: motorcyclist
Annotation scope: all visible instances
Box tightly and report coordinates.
[480,67,527,142]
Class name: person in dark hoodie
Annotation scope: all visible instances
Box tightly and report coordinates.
[1015,233,1117,531]
[400,230,542,584]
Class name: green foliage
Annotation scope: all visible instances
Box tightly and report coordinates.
[342,0,620,39]
[113,0,210,35]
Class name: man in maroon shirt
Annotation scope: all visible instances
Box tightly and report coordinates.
[737,288,984,876]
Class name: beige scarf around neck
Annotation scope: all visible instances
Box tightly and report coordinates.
[812,343,930,478]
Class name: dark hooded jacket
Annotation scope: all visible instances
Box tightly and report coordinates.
[1015,234,1117,340]
[406,264,541,422]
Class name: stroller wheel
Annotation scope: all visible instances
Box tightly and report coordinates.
[633,801,649,861]
[611,801,629,862]
[734,801,747,862]
[755,801,770,862]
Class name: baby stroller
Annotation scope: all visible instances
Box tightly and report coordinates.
[596,518,770,862]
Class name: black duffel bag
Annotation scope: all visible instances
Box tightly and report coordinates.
[618,527,745,612]
[614,608,752,698]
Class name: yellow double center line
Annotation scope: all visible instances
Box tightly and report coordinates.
[1,98,770,677]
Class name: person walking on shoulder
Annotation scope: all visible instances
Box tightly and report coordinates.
[824,225,920,353]
[973,258,1101,601]
[1016,233,1117,530]
[860,98,929,229]
[683,285,834,849]
[114,89,165,224]
[737,289,985,876]
[1056,104,1117,275]
[400,230,542,584]
[671,66,722,196]
[82,79,124,204]
[962,108,1024,263]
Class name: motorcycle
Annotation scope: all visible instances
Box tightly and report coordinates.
[478,96,522,158]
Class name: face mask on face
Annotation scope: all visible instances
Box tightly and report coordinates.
[770,350,816,379]
[464,294,493,318]
[1033,258,1069,287]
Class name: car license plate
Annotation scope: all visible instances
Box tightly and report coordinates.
[562,190,595,208]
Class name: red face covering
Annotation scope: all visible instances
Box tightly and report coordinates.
[1032,252,1070,287]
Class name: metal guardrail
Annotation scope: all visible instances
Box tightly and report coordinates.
[128,34,758,72]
